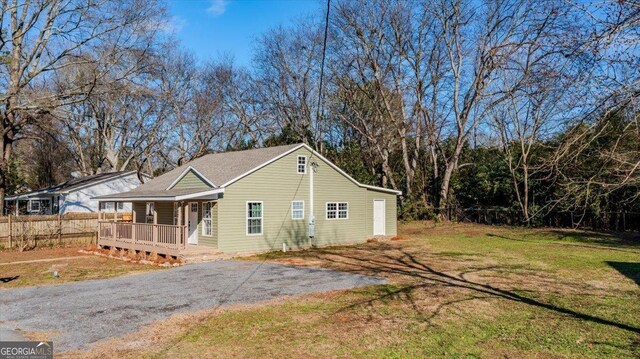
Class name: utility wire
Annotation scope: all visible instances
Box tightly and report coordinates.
[314,0,331,153]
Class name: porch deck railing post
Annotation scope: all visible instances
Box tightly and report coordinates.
[153,224,158,247]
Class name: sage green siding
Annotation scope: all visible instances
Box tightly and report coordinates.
[216,147,397,253]
[172,170,212,190]
[196,201,218,246]
[365,189,398,236]
[133,202,146,223]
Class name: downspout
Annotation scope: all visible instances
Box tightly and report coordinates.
[309,160,317,242]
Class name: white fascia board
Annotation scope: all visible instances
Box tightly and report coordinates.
[219,144,306,187]
[175,188,224,201]
[93,188,225,202]
[166,166,216,190]
[219,143,401,195]
[58,171,142,194]
[299,143,403,196]
[5,190,55,200]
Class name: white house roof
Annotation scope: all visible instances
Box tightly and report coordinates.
[5,171,146,201]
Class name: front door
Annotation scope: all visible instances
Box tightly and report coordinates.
[373,199,386,235]
[188,202,198,245]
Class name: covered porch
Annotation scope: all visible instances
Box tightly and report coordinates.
[96,188,223,258]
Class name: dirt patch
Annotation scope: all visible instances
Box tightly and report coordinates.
[0,246,93,263]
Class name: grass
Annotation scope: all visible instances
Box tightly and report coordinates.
[0,246,162,288]
[65,223,640,358]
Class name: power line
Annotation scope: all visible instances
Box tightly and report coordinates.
[314,0,331,153]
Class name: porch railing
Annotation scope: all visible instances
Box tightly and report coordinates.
[98,221,186,256]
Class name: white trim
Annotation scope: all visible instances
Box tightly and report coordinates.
[220,143,401,195]
[325,201,349,220]
[297,155,307,174]
[221,144,306,187]
[166,166,216,190]
[188,202,199,245]
[291,200,304,220]
[246,201,264,236]
[59,171,152,194]
[373,199,386,235]
[202,202,213,236]
[94,188,225,202]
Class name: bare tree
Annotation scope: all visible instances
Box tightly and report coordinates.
[0,0,165,207]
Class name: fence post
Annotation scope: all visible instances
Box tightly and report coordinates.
[8,214,12,249]
[57,212,62,244]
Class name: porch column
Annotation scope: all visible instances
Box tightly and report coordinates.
[152,202,158,246]
[177,201,183,248]
[98,201,102,221]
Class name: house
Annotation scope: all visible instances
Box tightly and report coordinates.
[5,171,149,215]
[95,143,400,257]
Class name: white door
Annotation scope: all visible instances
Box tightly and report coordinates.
[373,200,386,235]
[188,202,198,245]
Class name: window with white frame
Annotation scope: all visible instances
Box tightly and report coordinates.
[246,201,263,235]
[29,200,41,213]
[291,200,304,220]
[326,202,348,220]
[100,202,115,212]
[297,155,307,174]
[117,202,124,211]
[202,202,213,236]
[173,203,179,225]
[145,202,155,224]
[338,202,348,219]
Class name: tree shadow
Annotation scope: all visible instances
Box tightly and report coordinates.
[300,246,640,334]
[1,276,19,283]
[485,232,640,254]
[607,262,640,286]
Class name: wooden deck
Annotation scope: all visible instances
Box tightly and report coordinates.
[98,221,187,257]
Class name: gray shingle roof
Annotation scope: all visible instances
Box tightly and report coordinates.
[101,144,302,199]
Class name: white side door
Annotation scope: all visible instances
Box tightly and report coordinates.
[188,202,199,245]
[373,199,386,235]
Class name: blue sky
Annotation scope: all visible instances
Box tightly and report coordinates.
[166,0,320,66]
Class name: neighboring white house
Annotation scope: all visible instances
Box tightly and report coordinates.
[4,171,150,215]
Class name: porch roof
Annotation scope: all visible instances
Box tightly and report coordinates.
[94,188,224,202]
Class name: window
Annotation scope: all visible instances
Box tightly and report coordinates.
[246,201,263,235]
[117,202,124,211]
[29,200,41,213]
[297,155,307,174]
[145,202,155,224]
[291,200,304,220]
[202,202,212,236]
[173,203,179,225]
[100,202,115,212]
[338,203,349,219]
[326,202,348,220]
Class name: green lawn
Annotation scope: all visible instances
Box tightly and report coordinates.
[72,223,640,358]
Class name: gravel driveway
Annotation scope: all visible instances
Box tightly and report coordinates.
[0,260,384,351]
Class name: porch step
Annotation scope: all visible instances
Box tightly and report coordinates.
[179,245,229,264]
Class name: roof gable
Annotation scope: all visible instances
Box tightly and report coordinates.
[167,167,215,190]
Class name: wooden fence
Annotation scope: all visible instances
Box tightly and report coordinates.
[0,212,132,249]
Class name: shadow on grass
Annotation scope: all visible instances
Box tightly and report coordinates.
[607,262,640,286]
[300,246,640,335]
[485,232,640,254]
[0,276,19,283]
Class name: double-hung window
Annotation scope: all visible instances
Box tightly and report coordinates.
[291,200,304,220]
[247,201,263,235]
[202,202,212,236]
[326,202,348,220]
[145,202,155,224]
[29,200,41,213]
[173,203,179,225]
[297,155,307,174]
